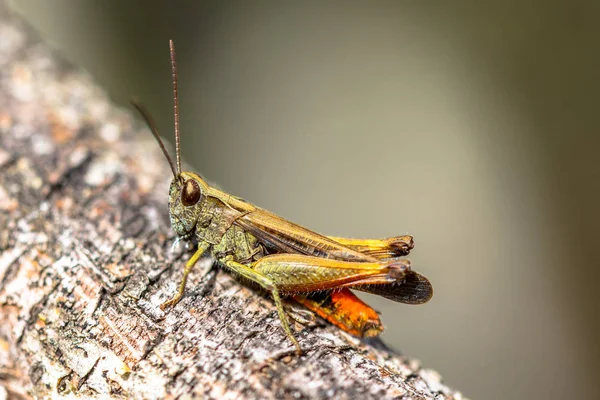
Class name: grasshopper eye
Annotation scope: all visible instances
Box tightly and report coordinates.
[181,179,201,206]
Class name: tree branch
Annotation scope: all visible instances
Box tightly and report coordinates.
[0,3,464,399]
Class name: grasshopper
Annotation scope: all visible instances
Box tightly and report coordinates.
[133,40,432,354]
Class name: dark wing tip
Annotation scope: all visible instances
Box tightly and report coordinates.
[399,271,433,304]
[355,271,433,304]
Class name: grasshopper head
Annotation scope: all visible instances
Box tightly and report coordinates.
[168,172,208,239]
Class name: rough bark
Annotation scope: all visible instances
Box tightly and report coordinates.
[0,3,465,399]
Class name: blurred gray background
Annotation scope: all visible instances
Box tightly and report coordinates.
[11,1,600,399]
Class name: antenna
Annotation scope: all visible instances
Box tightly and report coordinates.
[169,39,182,176]
[131,100,178,178]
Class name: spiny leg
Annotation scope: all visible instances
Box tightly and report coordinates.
[284,303,317,326]
[221,256,302,355]
[161,242,210,310]
[250,254,406,336]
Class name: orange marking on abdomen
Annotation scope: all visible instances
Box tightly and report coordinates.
[294,288,383,338]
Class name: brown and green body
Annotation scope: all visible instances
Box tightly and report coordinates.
[160,172,432,353]
[134,40,433,355]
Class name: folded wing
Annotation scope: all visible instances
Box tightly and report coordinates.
[235,208,376,262]
[354,271,433,304]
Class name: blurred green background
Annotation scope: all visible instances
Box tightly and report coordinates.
[12,1,600,399]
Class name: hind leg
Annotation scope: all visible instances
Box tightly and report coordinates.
[220,255,302,355]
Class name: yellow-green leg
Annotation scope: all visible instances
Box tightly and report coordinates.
[161,242,210,310]
[221,256,302,355]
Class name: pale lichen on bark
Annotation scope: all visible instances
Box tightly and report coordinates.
[0,2,465,399]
